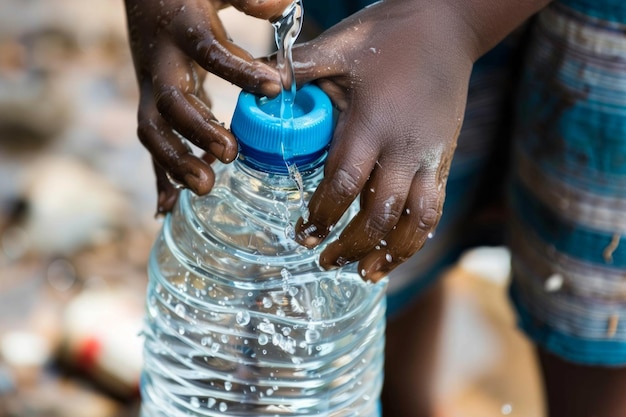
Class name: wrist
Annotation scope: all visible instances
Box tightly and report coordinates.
[443,0,552,61]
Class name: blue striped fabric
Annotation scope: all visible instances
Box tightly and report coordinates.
[560,0,626,23]
[510,1,626,365]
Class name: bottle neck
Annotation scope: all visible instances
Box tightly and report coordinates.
[170,152,328,263]
[228,152,326,231]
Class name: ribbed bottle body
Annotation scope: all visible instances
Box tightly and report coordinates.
[140,161,387,416]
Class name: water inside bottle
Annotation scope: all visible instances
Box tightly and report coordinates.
[141,2,387,414]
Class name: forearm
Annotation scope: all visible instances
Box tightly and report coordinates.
[460,0,552,58]
[384,0,552,63]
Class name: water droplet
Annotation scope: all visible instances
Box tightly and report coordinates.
[284,224,295,240]
[385,253,393,263]
[427,232,434,239]
[236,310,251,326]
[259,322,276,334]
[262,297,273,308]
[544,273,564,292]
[201,336,212,346]
[380,240,387,246]
[175,303,186,317]
[224,381,232,391]
[281,268,292,281]
[219,402,228,412]
[178,327,185,335]
[220,334,229,343]
[207,397,216,408]
[190,397,200,408]
[258,334,269,346]
[211,342,220,353]
[305,328,321,343]
[282,327,292,336]
[501,403,513,415]
[266,388,274,396]
[312,296,326,308]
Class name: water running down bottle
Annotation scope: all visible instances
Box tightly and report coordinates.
[139,84,387,416]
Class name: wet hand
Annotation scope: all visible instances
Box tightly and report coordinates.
[288,0,478,281]
[124,0,289,214]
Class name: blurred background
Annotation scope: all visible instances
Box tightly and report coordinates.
[0,1,543,416]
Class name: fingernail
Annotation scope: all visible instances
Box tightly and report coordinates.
[368,269,388,283]
[358,254,391,283]
[295,222,324,248]
[260,80,281,98]
[319,247,350,270]
[184,172,211,195]
[208,141,226,161]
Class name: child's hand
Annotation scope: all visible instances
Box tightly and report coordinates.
[289,0,548,281]
[124,0,286,213]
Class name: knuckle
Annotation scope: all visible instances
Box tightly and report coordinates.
[365,200,403,238]
[330,167,363,202]
[196,38,222,68]
[155,86,182,115]
[365,213,398,238]
[416,207,440,233]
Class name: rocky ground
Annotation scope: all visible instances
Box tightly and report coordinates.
[0,1,542,416]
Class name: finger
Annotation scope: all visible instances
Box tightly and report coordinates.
[151,46,238,163]
[318,152,416,270]
[229,0,293,21]
[153,159,180,215]
[357,170,445,282]
[294,110,377,248]
[138,82,216,196]
[289,41,345,85]
[168,4,280,96]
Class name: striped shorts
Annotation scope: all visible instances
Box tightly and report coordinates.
[510,0,626,366]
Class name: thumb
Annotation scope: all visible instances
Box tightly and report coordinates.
[290,39,346,86]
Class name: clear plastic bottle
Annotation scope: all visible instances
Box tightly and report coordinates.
[140,85,387,417]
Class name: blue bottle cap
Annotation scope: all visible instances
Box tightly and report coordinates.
[231,84,333,173]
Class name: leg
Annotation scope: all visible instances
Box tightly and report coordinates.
[382,280,446,417]
[539,349,626,417]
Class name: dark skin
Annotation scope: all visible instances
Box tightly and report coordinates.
[284,0,552,281]
[124,1,626,416]
[124,0,549,280]
[123,0,288,213]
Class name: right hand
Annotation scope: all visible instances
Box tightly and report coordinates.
[286,0,549,281]
[124,0,289,214]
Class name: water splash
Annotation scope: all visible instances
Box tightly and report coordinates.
[272,1,309,229]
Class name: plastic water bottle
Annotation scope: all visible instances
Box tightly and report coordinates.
[140,84,387,416]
